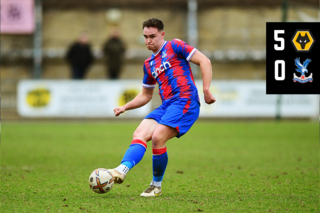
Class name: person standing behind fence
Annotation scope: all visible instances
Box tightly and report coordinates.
[66,32,94,79]
[103,29,126,79]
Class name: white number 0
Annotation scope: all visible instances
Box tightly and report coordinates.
[275,60,285,81]
[274,30,285,51]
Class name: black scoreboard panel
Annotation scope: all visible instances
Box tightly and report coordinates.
[266,22,319,94]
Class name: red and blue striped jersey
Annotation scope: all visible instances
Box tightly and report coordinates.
[142,39,199,102]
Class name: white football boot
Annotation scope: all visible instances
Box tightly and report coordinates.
[107,169,126,184]
[140,182,162,197]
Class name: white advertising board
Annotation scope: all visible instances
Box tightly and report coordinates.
[17,80,319,118]
[17,80,151,117]
[195,80,319,118]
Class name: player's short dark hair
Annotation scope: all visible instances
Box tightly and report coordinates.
[142,18,164,31]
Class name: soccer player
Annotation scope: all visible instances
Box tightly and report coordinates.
[108,18,216,197]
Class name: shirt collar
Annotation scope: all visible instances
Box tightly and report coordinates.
[153,41,167,56]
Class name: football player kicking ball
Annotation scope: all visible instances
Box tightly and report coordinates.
[109,18,216,197]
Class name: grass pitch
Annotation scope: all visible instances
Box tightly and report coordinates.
[1,121,319,212]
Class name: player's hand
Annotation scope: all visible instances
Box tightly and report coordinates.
[114,106,126,117]
[204,90,216,104]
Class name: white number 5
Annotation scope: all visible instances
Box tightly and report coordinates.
[274,30,285,51]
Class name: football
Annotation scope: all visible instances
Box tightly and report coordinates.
[89,168,114,194]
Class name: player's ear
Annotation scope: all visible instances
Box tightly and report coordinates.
[161,31,165,37]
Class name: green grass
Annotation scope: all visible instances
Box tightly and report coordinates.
[1,121,319,212]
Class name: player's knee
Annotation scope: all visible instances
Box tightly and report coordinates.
[151,133,165,148]
[133,129,151,142]
[132,129,140,139]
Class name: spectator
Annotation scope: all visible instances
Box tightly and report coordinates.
[103,29,126,79]
[66,32,94,79]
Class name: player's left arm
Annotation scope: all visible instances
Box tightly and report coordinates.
[190,50,216,104]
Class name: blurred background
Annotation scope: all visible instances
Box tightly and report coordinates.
[1,0,319,121]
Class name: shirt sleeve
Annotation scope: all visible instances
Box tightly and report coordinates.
[171,39,197,61]
[142,63,156,89]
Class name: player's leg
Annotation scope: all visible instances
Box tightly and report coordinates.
[108,119,158,184]
[141,98,200,197]
[140,124,178,197]
[152,124,178,184]
[118,118,158,170]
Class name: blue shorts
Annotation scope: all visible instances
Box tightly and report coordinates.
[145,98,200,138]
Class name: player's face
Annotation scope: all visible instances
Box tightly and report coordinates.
[143,27,165,53]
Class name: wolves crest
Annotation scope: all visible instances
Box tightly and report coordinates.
[295,33,310,49]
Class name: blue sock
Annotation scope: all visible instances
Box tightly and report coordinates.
[120,139,147,170]
[152,147,168,182]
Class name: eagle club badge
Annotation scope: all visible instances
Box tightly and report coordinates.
[293,58,313,83]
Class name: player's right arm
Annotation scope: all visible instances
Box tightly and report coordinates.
[114,87,154,117]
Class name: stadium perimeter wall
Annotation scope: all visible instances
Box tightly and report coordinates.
[1,3,318,121]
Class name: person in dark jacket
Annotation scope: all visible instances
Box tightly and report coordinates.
[103,29,126,79]
[66,32,94,79]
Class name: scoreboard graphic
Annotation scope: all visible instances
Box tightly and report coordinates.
[266,23,319,94]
